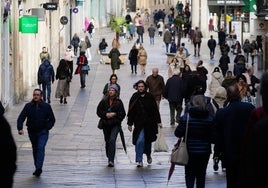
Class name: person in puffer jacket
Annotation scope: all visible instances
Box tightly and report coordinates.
[175,94,215,188]
[209,66,224,98]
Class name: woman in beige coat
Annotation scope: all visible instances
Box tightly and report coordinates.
[138,46,147,75]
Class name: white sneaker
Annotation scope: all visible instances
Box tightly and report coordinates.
[136,162,143,167]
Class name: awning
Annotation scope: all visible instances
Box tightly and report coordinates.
[208,0,245,6]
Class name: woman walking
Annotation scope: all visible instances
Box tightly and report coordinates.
[97,84,126,167]
[108,47,121,74]
[75,51,89,88]
[128,45,139,74]
[127,80,162,167]
[138,46,147,75]
[175,95,215,188]
[55,59,72,104]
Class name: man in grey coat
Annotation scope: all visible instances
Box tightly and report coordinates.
[148,24,156,45]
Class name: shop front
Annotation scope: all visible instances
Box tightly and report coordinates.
[207,0,247,34]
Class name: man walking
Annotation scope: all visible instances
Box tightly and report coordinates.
[37,59,55,103]
[145,68,165,109]
[17,88,55,177]
[148,24,156,45]
[163,69,185,126]
[136,24,144,43]
[193,27,203,56]
[207,35,217,59]
[215,85,254,188]
[163,27,172,53]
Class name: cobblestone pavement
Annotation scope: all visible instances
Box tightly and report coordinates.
[6,26,264,188]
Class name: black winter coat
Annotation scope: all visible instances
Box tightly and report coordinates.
[164,75,184,104]
[127,92,161,145]
[215,100,254,165]
[128,48,139,65]
[96,96,126,127]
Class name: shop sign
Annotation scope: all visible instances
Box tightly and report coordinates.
[217,0,241,4]
[43,3,58,10]
[208,0,245,6]
[19,16,38,33]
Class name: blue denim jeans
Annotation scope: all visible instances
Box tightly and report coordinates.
[28,129,49,170]
[103,125,120,163]
[138,34,143,43]
[165,43,169,53]
[135,129,152,162]
[80,71,87,87]
[41,81,51,102]
[150,37,154,45]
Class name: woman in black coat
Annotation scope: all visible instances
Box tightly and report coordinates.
[127,80,162,167]
[128,45,139,74]
[97,84,126,167]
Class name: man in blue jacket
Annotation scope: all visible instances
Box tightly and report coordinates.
[17,88,55,177]
[37,59,55,103]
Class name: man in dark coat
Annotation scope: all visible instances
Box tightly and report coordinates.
[37,59,55,103]
[17,88,55,177]
[218,28,226,46]
[207,35,217,59]
[127,80,162,167]
[215,84,255,188]
[163,70,185,126]
[136,25,144,43]
[147,24,156,45]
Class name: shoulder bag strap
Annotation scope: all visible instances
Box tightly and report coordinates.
[184,113,190,142]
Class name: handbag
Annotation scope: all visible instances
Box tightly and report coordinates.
[81,64,90,71]
[97,119,104,130]
[154,128,169,152]
[170,114,189,165]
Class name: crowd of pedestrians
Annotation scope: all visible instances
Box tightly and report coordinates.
[5,3,268,188]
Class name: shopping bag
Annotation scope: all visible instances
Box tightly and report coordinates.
[154,128,169,152]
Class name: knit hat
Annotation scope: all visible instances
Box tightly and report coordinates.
[109,84,118,92]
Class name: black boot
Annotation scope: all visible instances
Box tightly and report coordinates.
[64,98,67,104]
[60,96,63,104]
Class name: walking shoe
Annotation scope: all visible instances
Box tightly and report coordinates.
[136,162,143,167]
[108,161,114,167]
[147,156,152,164]
[33,168,42,177]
